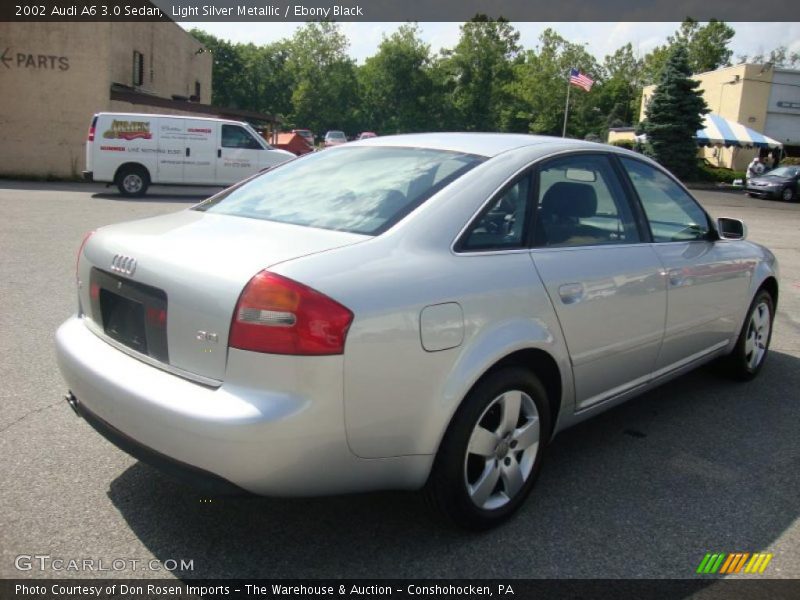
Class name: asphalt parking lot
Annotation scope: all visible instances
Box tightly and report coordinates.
[1,180,798,580]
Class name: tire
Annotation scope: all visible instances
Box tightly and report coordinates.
[116,166,150,197]
[721,289,775,381]
[781,187,795,202]
[746,192,755,198]
[425,367,551,530]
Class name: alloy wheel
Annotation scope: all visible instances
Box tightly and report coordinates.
[464,390,540,510]
[745,301,771,370]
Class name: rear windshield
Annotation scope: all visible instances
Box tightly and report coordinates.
[194,147,485,235]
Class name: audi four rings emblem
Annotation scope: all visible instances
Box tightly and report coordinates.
[111,254,137,276]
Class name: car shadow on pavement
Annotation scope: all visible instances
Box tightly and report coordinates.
[106,350,800,579]
[91,191,217,203]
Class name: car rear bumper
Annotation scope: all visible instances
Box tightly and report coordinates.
[55,316,431,495]
[66,391,248,495]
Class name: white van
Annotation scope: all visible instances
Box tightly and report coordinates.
[84,113,294,196]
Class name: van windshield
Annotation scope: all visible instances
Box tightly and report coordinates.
[194,147,484,235]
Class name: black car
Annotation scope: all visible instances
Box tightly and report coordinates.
[746,166,800,201]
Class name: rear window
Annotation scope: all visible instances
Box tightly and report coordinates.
[194,147,484,235]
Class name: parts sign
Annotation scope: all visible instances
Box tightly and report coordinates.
[1,47,69,70]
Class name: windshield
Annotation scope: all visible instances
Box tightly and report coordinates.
[327,131,346,140]
[766,166,799,177]
[194,146,485,235]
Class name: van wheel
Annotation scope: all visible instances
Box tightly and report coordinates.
[116,166,149,197]
[425,367,550,530]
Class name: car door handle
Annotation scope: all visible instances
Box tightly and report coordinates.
[217,149,222,158]
[185,147,190,157]
[558,283,584,305]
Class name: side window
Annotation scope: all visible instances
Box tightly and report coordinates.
[621,158,710,242]
[535,154,640,248]
[221,125,263,150]
[461,175,532,251]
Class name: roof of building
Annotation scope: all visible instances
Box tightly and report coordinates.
[110,85,280,124]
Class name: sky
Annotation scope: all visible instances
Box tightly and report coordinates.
[180,22,800,65]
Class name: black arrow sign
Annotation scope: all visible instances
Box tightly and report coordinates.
[1,48,11,69]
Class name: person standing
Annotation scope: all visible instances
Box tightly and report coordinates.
[746,156,765,183]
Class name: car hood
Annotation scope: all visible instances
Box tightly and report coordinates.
[749,175,792,184]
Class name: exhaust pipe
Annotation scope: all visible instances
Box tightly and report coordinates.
[64,392,81,417]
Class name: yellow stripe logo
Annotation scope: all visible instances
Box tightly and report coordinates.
[697,552,773,574]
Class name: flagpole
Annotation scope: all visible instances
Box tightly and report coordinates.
[562,72,571,138]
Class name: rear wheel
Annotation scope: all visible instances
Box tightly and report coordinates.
[721,289,774,380]
[116,166,149,197]
[425,367,550,530]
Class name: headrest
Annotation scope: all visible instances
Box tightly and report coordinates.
[541,182,597,219]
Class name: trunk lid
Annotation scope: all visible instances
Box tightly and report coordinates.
[79,209,367,382]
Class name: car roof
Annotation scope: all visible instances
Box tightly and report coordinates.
[349,132,606,158]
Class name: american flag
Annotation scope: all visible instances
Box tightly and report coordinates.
[569,68,594,92]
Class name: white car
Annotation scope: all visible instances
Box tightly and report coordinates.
[84,112,294,196]
[58,134,778,529]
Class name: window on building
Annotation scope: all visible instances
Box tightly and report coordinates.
[132,51,144,87]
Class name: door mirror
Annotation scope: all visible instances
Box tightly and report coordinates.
[716,217,747,240]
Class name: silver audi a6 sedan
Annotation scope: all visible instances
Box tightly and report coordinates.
[57,134,779,529]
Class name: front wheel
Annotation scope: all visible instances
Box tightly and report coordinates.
[781,186,795,202]
[425,367,550,530]
[721,289,774,380]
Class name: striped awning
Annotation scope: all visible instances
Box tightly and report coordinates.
[696,113,783,149]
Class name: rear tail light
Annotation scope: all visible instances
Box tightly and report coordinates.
[76,230,95,278]
[87,115,97,142]
[230,271,353,355]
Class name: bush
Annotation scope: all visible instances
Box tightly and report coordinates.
[695,162,745,184]
[610,140,635,150]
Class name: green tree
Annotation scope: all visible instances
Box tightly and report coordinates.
[669,19,734,73]
[641,45,709,179]
[188,30,292,120]
[285,22,359,135]
[597,43,642,128]
[437,16,522,131]
[358,24,434,133]
[189,29,245,108]
[640,44,671,86]
[738,45,800,68]
[643,19,734,83]
[508,28,600,137]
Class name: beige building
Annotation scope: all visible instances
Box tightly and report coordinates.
[0,22,215,178]
[640,63,800,171]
